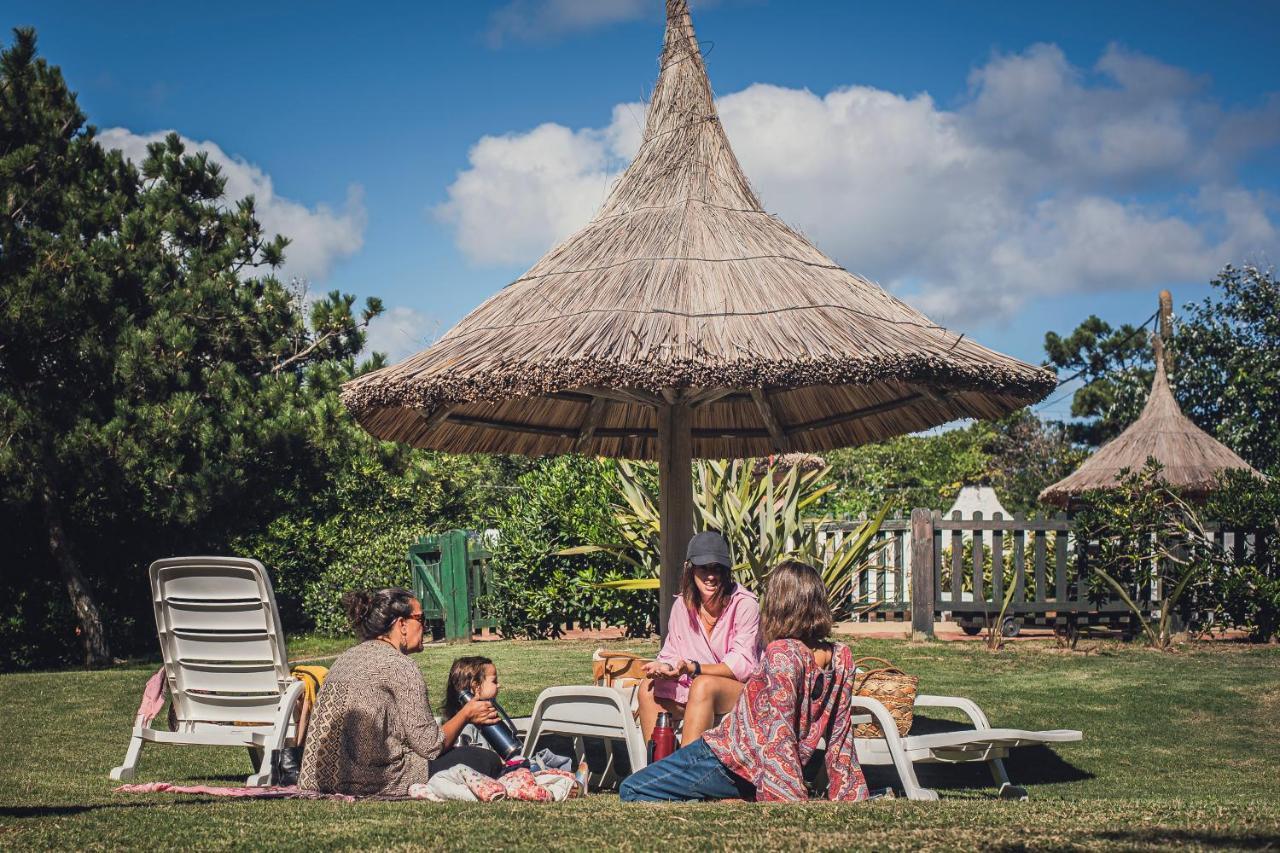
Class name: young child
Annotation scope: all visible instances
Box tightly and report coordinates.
[444,654,584,783]
[443,655,500,721]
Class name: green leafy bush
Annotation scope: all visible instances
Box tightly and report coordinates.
[824,423,995,518]
[236,438,526,636]
[487,456,656,639]
[1202,469,1280,643]
[1074,461,1226,649]
[571,456,887,620]
[939,533,1045,598]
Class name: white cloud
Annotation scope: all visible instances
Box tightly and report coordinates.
[98,129,366,284]
[364,305,440,364]
[434,43,1280,325]
[433,121,628,265]
[961,43,1207,188]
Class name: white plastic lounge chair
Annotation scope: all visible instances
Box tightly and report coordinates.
[520,686,646,789]
[516,683,1078,800]
[850,693,1082,801]
[109,557,306,786]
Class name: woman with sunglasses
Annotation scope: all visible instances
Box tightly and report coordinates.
[299,587,504,796]
[620,561,870,802]
[638,531,760,745]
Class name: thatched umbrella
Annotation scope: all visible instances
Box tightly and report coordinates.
[342,0,1055,631]
[1039,331,1262,508]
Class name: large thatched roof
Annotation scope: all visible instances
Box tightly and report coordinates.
[1039,346,1262,506]
[341,0,1055,459]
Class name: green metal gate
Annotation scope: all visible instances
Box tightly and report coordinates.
[408,530,497,642]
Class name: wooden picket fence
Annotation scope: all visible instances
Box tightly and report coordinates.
[821,509,1267,636]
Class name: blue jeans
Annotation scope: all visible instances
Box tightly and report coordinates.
[619,739,756,802]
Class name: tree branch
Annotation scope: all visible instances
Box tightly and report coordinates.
[268,329,339,375]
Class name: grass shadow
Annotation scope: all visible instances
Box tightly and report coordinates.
[0,800,217,819]
[1090,829,1280,849]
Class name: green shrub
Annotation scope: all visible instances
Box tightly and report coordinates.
[1074,461,1226,649]
[236,440,525,636]
[1202,469,1280,643]
[488,456,656,639]
[580,457,886,620]
[939,533,1047,598]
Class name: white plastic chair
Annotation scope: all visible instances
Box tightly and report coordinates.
[109,557,305,786]
[520,685,647,789]
[515,685,1077,800]
[851,693,1082,800]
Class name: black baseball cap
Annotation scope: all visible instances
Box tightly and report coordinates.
[686,531,732,567]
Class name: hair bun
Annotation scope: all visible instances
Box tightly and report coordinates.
[341,590,372,627]
[341,587,415,641]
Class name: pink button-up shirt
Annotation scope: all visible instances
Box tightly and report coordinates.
[654,585,760,703]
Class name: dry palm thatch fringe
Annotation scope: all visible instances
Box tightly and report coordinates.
[751,453,826,480]
[1039,335,1264,506]
[341,0,1056,459]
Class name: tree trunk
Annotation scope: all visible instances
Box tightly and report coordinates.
[38,482,112,667]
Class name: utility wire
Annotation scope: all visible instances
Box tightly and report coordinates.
[1036,310,1159,411]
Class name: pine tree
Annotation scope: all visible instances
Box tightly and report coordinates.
[0,29,381,665]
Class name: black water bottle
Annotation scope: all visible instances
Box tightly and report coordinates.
[458,689,523,759]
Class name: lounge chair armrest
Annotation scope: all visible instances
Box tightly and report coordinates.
[849,694,939,801]
[914,694,992,730]
[273,678,308,743]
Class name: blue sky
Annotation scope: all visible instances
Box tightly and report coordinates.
[10,1,1279,421]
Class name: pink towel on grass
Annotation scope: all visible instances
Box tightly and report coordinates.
[113,782,355,801]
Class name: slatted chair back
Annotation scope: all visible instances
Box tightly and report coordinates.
[150,556,292,725]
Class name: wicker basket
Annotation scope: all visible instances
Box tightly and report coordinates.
[592,649,652,690]
[851,656,918,738]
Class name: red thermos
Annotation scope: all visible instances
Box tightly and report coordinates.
[651,711,676,762]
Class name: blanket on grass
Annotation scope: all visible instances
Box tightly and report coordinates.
[113,782,355,801]
[114,767,583,803]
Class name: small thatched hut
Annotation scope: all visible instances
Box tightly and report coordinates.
[342,0,1055,629]
[1039,338,1262,507]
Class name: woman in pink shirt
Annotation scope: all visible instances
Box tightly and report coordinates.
[638,531,760,744]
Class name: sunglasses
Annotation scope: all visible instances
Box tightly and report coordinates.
[403,612,426,625]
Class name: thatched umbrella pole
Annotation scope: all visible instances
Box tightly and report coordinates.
[1159,289,1173,371]
[656,400,693,631]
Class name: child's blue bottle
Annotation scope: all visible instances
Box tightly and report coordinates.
[458,688,523,759]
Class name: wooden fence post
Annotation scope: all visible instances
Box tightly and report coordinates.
[911,508,935,640]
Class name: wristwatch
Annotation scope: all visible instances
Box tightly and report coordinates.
[692,660,702,678]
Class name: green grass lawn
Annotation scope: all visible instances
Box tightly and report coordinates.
[2,637,1278,851]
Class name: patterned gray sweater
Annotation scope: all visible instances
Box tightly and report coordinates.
[299,640,445,795]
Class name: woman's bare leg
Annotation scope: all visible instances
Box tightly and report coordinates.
[679,675,743,744]
[637,679,684,742]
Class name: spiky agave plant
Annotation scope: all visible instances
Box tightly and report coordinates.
[562,457,889,617]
